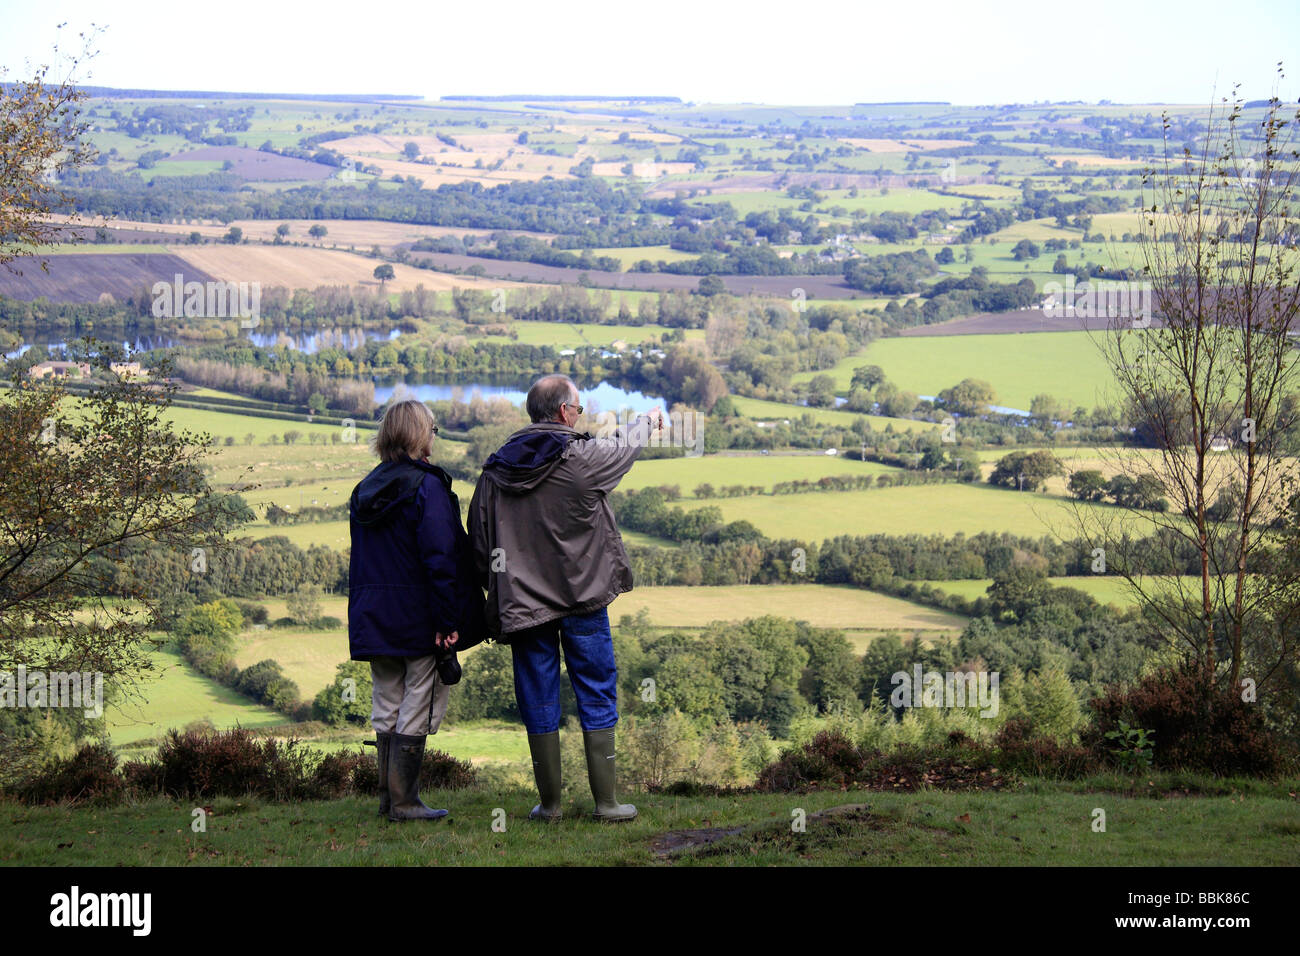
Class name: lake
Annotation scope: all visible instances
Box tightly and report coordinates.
[373,378,667,414]
[5,329,663,413]
[5,326,402,359]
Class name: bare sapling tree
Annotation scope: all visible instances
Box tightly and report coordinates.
[1088,66,1300,704]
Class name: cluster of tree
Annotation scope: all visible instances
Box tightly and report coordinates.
[988,450,1067,491]
[953,569,1158,701]
[0,284,415,348]
[109,103,253,141]
[313,661,373,725]
[172,599,303,716]
[626,530,1054,590]
[955,205,1017,243]
[0,294,200,342]
[100,533,350,608]
[448,614,833,737]
[843,250,938,295]
[630,345,728,411]
[620,516,1243,603]
[453,285,611,325]
[652,243,843,277]
[935,377,998,416]
[170,356,375,418]
[691,482,767,499]
[416,234,622,272]
[63,172,643,241]
[436,583,1155,753]
[717,300,881,398]
[265,502,350,525]
[1067,470,1169,511]
[1016,179,1129,229]
[916,270,1039,325]
[612,488,735,546]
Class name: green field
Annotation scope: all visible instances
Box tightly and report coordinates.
[233,625,351,699]
[990,214,1146,245]
[794,331,1119,412]
[620,529,681,549]
[676,481,1158,539]
[730,395,940,433]
[236,474,475,517]
[920,575,1218,610]
[611,584,966,650]
[201,426,378,481]
[287,721,532,766]
[105,647,286,745]
[920,576,1133,607]
[164,404,360,444]
[690,186,975,218]
[621,452,901,495]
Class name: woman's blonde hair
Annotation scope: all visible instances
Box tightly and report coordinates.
[373,399,435,462]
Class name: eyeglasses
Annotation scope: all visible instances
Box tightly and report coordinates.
[430,424,440,435]
[562,402,584,415]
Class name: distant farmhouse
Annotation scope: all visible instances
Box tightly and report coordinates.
[26,361,146,381]
[28,361,91,380]
[110,361,145,379]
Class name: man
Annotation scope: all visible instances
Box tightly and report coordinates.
[469,374,660,823]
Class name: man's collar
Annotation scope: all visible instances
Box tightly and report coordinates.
[522,421,592,439]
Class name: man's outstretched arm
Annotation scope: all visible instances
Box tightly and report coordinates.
[575,410,661,494]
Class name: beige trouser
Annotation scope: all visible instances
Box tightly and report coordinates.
[370,654,450,736]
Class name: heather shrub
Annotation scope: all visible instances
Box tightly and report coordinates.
[418,748,477,790]
[151,728,313,799]
[18,742,125,806]
[121,756,166,795]
[309,750,372,799]
[994,717,1098,779]
[755,730,865,792]
[1084,662,1289,776]
[12,730,475,806]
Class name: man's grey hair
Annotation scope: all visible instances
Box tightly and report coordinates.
[526,374,578,423]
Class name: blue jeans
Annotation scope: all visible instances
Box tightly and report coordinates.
[510,607,618,735]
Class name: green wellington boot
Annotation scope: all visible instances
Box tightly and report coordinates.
[527,731,563,822]
[374,730,392,816]
[583,727,637,823]
[387,733,449,822]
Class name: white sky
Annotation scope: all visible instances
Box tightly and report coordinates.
[2,0,1298,106]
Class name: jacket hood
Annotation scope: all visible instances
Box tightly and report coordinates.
[481,424,588,494]
[350,456,448,526]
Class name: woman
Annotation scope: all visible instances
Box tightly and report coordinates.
[348,399,485,822]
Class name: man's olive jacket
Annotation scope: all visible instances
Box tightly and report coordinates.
[468,415,654,639]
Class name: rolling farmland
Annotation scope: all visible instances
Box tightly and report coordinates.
[8,81,1294,832]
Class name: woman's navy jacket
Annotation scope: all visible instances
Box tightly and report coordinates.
[348,455,485,660]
